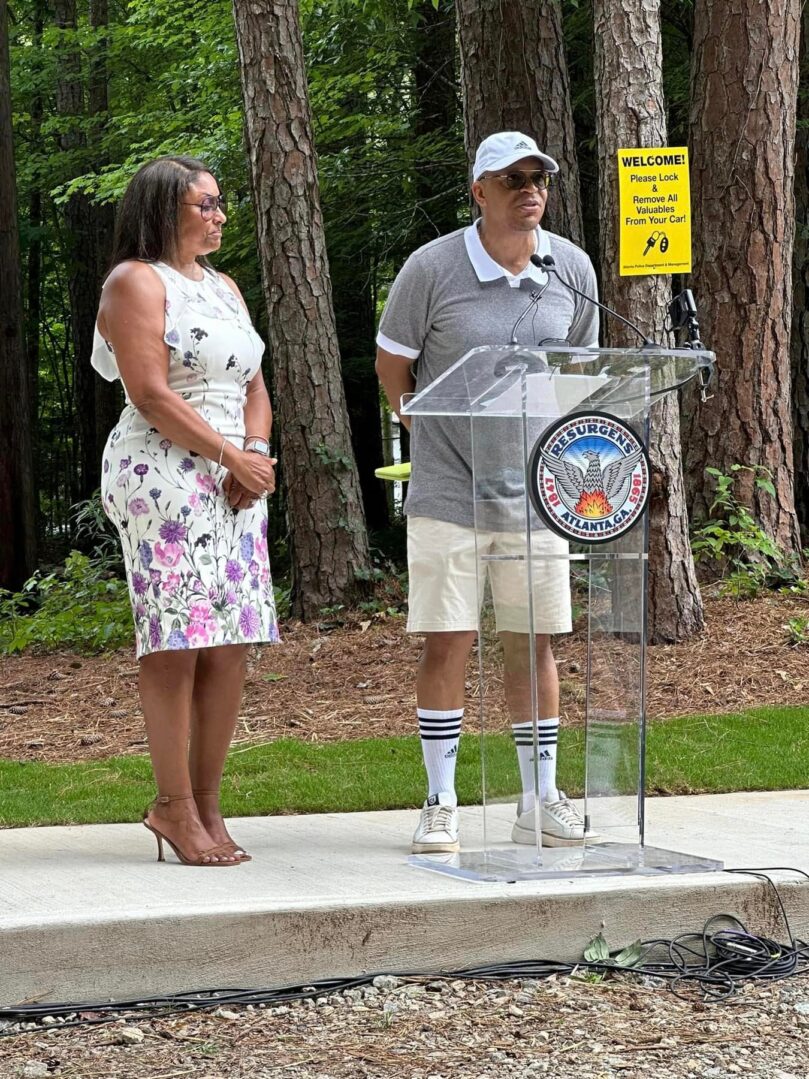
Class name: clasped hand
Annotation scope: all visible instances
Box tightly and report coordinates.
[223,450,277,510]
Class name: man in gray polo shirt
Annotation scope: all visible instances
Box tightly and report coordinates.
[376,131,599,854]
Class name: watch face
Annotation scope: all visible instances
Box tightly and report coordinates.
[247,439,270,455]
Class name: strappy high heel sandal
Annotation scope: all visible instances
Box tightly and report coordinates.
[143,794,242,866]
[192,788,252,862]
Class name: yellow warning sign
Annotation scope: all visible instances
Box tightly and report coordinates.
[617,147,692,276]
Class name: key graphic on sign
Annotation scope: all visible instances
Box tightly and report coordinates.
[643,230,670,257]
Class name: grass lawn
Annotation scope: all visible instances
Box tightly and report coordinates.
[1,705,807,828]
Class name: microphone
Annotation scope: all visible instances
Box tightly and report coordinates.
[531,254,658,348]
[508,278,551,344]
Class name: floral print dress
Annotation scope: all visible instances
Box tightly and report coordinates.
[92,260,279,659]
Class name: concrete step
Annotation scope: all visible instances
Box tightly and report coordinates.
[2,791,808,1005]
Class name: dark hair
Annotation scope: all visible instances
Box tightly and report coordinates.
[108,155,216,272]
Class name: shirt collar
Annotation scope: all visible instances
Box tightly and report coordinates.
[464,218,551,287]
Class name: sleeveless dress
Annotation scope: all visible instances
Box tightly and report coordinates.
[92,260,279,659]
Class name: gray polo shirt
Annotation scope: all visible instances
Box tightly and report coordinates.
[377,221,599,529]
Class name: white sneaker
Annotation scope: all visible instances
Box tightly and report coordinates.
[411,793,460,854]
[511,793,598,847]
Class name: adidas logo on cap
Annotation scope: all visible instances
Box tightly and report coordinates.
[515,140,530,149]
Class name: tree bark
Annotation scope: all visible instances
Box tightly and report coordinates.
[54,0,116,504]
[320,92,389,534]
[411,0,460,247]
[25,0,45,533]
[791,7,809,542]
[88,0,121,466]
[683,0,802,556]
[593,0,703,642]
[0,0,37,588]
[53,0,93,503]
[232,0,370,618]
[456,0,584,244]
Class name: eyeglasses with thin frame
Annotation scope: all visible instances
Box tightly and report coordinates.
[182,194,228,219]
[481,170,553,192]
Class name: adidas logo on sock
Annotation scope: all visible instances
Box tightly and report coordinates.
[529,751,553,763]
[444,745,458,759]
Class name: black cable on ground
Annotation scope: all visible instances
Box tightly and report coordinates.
[2,866,807,1036]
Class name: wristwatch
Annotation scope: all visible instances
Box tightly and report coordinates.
[245,437,271,457]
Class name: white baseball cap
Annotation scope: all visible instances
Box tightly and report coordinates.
[473,131,559,181]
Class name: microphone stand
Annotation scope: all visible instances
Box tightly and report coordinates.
[509,279,551,345]
[530,254,659,349]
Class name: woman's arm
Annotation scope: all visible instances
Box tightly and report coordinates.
[214,272,276,509]
[243,368,272,443]
[98,262,276,496]
[226,369,275,509]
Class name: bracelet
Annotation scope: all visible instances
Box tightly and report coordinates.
[217,436,227,468]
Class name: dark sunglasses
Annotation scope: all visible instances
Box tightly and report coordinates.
[182,194,228,219]
[483,170,553,191]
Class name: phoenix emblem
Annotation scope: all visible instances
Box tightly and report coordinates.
[540,446,645,519]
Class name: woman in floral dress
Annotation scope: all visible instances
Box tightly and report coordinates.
[93,156,279,866]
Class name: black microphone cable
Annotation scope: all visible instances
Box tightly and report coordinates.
[531,253,658,349]
[508,277,551,344]
[3,868,808,1035]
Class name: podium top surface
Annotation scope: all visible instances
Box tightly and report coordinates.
[401,344,715,419]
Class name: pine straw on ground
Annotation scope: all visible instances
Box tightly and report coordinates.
[1,976,808,1079]
[1,588,808,765]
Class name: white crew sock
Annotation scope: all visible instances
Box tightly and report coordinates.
[512,717,560,812]
[418,708,463,803]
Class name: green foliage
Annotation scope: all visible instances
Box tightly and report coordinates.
[0,547,293,654]
[785,617,809,646]
[0,551,132,654]
[355,556,408,616]
[691,465,801,598]
[71,492,125,568]
[273,581,292,622]
[582,933,644,974]
[314,442,354,470]
[583,932,610,963]
[10,0,466,554]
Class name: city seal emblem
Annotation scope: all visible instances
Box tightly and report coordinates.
[528,411,650,543]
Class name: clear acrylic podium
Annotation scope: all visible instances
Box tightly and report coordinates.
[402,345,723,882]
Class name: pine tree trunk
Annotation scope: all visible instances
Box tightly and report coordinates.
[88,0,121,466]
[54,0,95,503]
[322,94,389,534]
[791,8,809,542]
[683,0,802,555]
[232,0,370,618]
[456,0,584,244]
[54,0,116,504]
[593,0,703,642]
[0,0,37,587]
[411,0,459,247]
[25,0,45,533]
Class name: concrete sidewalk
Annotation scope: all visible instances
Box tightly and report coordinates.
[2,791,809,1005]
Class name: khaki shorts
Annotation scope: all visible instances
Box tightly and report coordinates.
[406,516,573,635]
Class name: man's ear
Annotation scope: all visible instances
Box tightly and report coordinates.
[471,180,486,211]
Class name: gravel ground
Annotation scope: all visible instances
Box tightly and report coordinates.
[2,974,809,1079]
